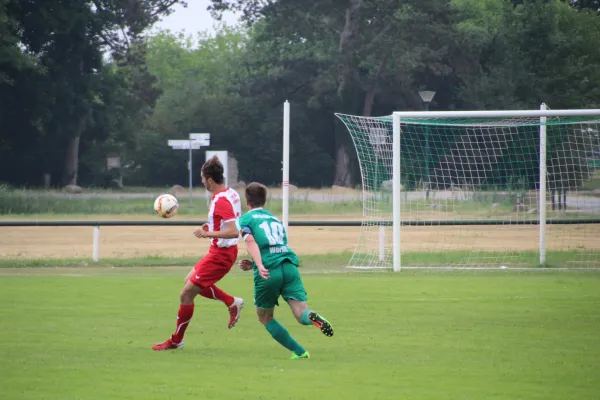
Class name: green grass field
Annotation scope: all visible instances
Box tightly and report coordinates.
[1,267,599,400]
[2,183,600,398]
[0,189,364,216]
[1,250,598,269]
[0,190,562,220]
[2,185,599,218]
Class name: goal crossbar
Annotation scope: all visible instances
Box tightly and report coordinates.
[393,109,600,118]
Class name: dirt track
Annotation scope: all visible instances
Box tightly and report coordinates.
[1,222,598,259]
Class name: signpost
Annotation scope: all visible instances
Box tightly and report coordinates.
[168,133,210,204]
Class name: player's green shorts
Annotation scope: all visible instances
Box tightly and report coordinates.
[253,261,307,309]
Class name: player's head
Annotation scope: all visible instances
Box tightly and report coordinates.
[245,182,267,209]
[201,156,225,192]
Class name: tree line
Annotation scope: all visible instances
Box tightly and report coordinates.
[0,0,599,189]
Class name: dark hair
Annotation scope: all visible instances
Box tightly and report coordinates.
[245,182,267,208]
[201,155,224,184]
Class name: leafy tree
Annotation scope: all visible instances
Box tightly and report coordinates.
[0,0,183,187]
[567,0,600,12]
[0,0,38,85]
[132,27,249,186]
[207,0,461,186]
[2,0,599,190]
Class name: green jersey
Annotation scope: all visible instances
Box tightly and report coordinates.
[238,208,299,269]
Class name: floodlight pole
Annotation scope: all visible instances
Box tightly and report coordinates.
[419,90,436,200]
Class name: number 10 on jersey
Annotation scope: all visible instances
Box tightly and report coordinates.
[259,221,285,246]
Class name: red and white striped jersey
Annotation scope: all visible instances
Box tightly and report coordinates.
[207,187,242,248]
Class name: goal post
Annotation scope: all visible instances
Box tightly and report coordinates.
[539,103,548,265]
[337,107,600,271]
[392,112,401,272]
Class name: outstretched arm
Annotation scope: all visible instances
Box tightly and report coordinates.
[194,221,239,239]
[243,234,269,279]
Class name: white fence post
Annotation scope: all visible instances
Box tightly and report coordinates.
[378,224,385,262]
[93,226,100,263]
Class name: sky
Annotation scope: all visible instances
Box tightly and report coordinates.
[154,0,240,35]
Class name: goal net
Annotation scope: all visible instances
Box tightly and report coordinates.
[336,108,600,270]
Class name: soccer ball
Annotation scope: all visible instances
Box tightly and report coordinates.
[154,194,179,218]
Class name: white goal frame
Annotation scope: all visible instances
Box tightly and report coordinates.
[390,107,600,272]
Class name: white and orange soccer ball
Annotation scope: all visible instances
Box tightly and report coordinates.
[153,194,179,218]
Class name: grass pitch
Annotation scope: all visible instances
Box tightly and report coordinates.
[0,267,599,400]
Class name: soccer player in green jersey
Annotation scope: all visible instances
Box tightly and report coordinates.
[237,182,334,359]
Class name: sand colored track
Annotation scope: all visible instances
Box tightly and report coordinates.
[1,216,599,259]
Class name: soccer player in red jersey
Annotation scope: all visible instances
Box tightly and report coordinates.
[152,156,244,351]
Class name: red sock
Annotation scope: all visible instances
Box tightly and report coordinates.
[200,285,234,307]
[172,304,194,343]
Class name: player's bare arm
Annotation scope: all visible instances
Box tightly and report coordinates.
[193,221,239,239]
[243,233,269,279]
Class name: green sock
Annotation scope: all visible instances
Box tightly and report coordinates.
[300,309,313,326]
[265,319,306,356]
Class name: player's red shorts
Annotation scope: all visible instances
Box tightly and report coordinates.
[190,245,238,288]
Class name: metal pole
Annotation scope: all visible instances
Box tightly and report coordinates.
[189,140,193,205]
[392,113,402,272]
[393,109,600,118]
[283,101,290,235]
[425,102,430,200]
[539,103,547,266]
